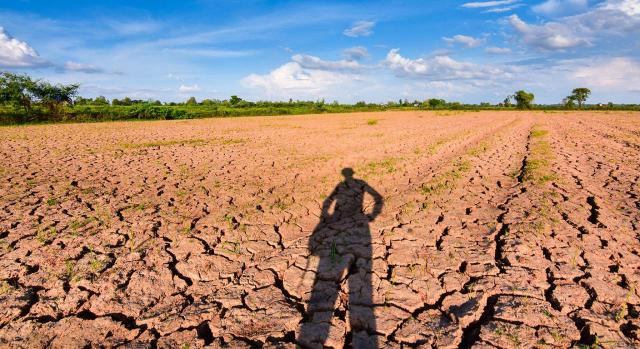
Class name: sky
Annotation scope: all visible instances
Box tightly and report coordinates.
[1,0,639,104]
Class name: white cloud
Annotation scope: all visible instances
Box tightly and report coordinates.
[601,0,640,15]
[291,54,361,71]
[462,0,519,8]
[384,49,510,80]
[178,84,201,93]
[0,27,48,68]
[509,0,640,51]
[64,61,104,73]
[567,57,640,89]
[485,46,512,54]
[508,14,589,50]
[242,61,360,99]
[343,21,375,37]
[533,0,589,16]
[342,46,369,60]
[502,55,640,102]
[443,35,485,48]
[485,5,523,12]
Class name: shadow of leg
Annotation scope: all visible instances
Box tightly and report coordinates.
[298,256,342,348]
[348,249,378,349]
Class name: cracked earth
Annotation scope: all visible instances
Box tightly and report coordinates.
[1,111,639,348]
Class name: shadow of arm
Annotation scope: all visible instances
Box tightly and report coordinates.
[320,187,337,219]
[364,183,384,221]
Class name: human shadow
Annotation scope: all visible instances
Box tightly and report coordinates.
[299,168,383,348]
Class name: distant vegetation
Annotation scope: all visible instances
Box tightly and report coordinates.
[1,72,638,125]
[513,90,535,110]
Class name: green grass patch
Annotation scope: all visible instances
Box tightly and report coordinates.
[426,138,449,155]
[359,157,401,177]
[0,281,11,295]
[120,138,208,149]
[89,258,105,274]
[522,129,556,184]
[467,140,490,156]
[367,119,378,125]
[530,129,549,138]
[36,226,57,245]
[420,158,471,196]
[130,202,148,211]
[68,217,95,235]
[221,138,246,145]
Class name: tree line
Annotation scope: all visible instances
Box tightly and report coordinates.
[0,72,635,124]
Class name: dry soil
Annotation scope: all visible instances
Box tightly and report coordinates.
[1,111,639,348]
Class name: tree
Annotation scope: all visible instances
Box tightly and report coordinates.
[513,90,534,109]
[563,97,576,109]
[93,96,109,105]
[0,72,36,118]
[229,95,242,105]
[0,72,79,120]
[448,101,462,110]
[30,80,79,117]
[568,88,591,108]
[74,96,90,105]
[426,98,446,109]
[186,96,197,106]
[503,95,513,107]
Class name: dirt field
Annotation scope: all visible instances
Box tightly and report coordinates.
[1,110,639,348]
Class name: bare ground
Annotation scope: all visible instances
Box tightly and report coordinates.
[0,111,639,348]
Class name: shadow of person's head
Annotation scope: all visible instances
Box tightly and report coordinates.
[341,167,354,180]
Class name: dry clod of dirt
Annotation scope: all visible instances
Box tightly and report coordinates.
[1,111,639,348]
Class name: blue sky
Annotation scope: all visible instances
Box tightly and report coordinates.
[1,0,639,103]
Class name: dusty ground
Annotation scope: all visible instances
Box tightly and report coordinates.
[0,110,639,348]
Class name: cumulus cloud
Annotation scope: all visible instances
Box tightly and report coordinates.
[291,54,361,71]
[567,57,640,89]
[64,61,104,73]
[485,47,512,54]
[443,35,485,48]
[532,0,589,16]
[384,49,510,81]
[343,21,375,37]
[509,0,640,51]
[505,55,640,102]
[462,0,519,8]
[342,46,369,60]
[0,27,48,68]
[508,14,589,50]
[178,84,201,93]
[242,61,357,99]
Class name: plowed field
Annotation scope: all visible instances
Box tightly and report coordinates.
[1,111,639,348]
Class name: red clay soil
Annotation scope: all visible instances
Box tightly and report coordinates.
[0,111,639,348]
